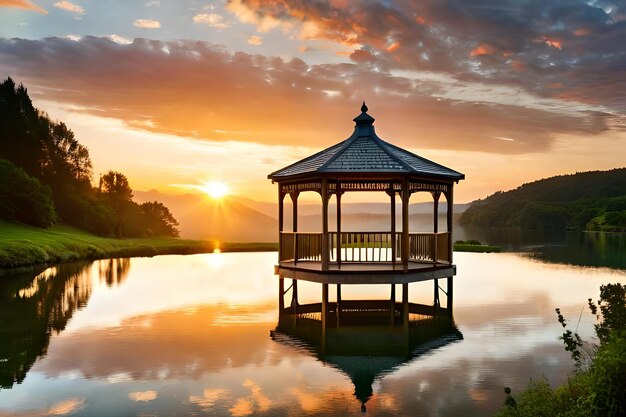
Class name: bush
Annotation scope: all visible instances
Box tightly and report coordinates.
[0,159,56,227]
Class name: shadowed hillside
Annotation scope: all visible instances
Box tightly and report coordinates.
[460,168,626,231]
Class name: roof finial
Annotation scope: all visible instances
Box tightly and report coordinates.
[361,101,368,113]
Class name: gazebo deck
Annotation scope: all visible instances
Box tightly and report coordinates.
[276,260,455,284]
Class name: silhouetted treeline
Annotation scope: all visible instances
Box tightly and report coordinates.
[460,168,626,231]
[0,77,178,237]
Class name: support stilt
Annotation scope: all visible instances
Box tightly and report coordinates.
[336,284,342,327]
[390,284,396,325]
[322,283,328,355]
[447,276,453,316]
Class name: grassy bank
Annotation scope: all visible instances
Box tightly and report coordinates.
[453,240,502,253]
[0,220,277,270]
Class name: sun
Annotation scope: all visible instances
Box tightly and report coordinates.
[202,181,230,199]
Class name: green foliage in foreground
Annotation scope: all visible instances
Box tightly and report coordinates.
[0,159,56,227]
[0,220,277,269]
[496,283,626,417]
[460,168,626,231]
[453,240,502,253]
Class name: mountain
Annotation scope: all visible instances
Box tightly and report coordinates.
[460,168,626,231]
[134,190,277,241]
[135,190,469,241]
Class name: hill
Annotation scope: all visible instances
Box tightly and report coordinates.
[460,168,626,231]
[135,190,469,241]
[133,190,277,241]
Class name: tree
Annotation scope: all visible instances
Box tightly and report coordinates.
[0,159,56,227]
[99,171,133,237]
[141,201,179,237]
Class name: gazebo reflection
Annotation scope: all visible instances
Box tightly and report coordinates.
[271,308,462,412]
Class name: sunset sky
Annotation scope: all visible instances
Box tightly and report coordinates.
[0,0,624,203]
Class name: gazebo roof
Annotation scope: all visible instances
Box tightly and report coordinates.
[268,103,465,182]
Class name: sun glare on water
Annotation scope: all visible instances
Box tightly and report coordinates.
[202,181,230,199]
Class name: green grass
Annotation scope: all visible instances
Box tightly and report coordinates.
[453,240,502,253]
[0,220,277,270]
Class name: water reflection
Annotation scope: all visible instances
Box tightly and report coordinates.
[0,252,621,417]
[0,259,130,389]
[456,225,626,270]
[273,314,462,411]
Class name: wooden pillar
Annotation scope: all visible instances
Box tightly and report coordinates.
[434,279,440,309]
[447,276,453,315]
[446,186,454,263]
[291,192,299,264]
[278,277,284,315]
[389,184,396,265]
[336,186,342,268]
[278,185,284,263]
[401,177,410,272]
[390,284,396,326]
[402,283,409,332]
[321,178,329,271]
[291,192,299,232]
[292,279,298,328]
[336,284,342,327]
[433,191,440,233]
[322,283,329,354]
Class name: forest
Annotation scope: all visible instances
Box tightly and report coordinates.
[460,169,626,232]
[0,77,179,237]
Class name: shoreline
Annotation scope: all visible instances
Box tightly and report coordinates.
[0,220,277,273]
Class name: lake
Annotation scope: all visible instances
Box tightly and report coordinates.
[1,239,624,416]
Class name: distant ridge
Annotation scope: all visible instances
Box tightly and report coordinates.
[135,190,469,241]
[460,168,626,231]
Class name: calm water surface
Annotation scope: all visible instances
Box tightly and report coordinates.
[0,251,624,416]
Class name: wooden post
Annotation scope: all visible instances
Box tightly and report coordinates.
[278,277,284,315]
[402,283,409,332]
[447,276,453,316]
[336,185,342,268]
[433,191,440,264]
[278,185,283,263]
[390,284,396,326]
[292,278,298,327]
[321,178,329,271]
[322,283,328,354]
[389,184,396,265]
[336,284,341,327]
[291,192,299,264]
[401,177,409,272]
[446,186,454,263]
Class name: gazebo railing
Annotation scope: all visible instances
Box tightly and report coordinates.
[279,232,323,263]
[330,232,400,263]
[408,232,450,263]
[280,231,451,265]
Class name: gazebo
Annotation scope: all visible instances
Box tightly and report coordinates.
[268,103,464,330]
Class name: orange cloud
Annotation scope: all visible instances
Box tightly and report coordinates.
[573,28,591,36]
[0,0,46,14]
[470,43,496,57]
[0,37,615,156]
[247,35,262,46]
[536,36,562,49]
[386,42,400,52]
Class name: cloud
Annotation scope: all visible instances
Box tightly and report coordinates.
[225,0,626,115]
[247,35,262,46]
[144,0,159,7]
[0,0,47,14]
[0,36,620,155]
[193,13,230,29]
[133,19,161,29]
[53,1,84,14]
[128,390,158,402]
